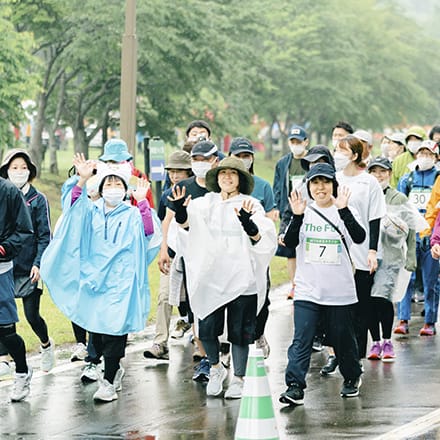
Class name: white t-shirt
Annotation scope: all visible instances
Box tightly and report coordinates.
[294,203,357,306]
[336,171,386,271]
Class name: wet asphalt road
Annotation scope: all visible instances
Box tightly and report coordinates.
[1,285,440,440]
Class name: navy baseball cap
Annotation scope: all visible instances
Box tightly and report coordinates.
[306,163,336,182]
[229,137,254,155]
[191,140,218,157]
[367,157,392,171]
[288,125,308,141]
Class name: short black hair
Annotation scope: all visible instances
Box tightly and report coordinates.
[332,121,354,134]
[185,120,211,137]
[98,174,128,194]
[429,125,440,140]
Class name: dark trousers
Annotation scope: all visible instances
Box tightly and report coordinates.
[0,289,49,356]
[89,333,127,383]
[354,270,375,358]
[285,300,361,389]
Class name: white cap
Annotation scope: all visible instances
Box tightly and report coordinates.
[353,129,373,145]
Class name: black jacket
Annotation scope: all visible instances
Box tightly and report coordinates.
[0,178,33,262]
[13,185,51,275]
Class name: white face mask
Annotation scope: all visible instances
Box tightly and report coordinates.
[240,158,253,171]
[333,152,351,171]
[102,188,125,207]
[331,139,339,149]
[290,145,305,156]
[417,157,435,171]
[407,141,422,154]
[8,170,30,188]
[191,161,212,178]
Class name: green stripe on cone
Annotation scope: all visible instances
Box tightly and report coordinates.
[239,396,275,419]
[245,355,266,377]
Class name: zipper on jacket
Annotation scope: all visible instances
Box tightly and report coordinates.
[113,222,122,244]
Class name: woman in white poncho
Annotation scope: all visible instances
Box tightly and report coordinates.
[168,156,277,399]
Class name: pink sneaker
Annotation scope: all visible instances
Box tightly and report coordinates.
[381,340,395,362]
[367,341,382,360]
[419,324,436,336]
[393,321,409,335]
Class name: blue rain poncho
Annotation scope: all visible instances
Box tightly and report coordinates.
[41,188,161,335]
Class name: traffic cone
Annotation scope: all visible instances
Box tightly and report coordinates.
[234,345,279,440]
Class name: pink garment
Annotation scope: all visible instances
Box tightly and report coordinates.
[430,210,440,247]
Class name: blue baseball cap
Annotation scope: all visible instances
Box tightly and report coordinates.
[99,139,133,162]
[288,125,308,141]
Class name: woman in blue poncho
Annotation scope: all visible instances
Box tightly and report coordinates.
[41,154,161,402]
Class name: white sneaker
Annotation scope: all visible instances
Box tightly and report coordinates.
[40,339,56,372]
[113,366,125,392]
[0,361,12,381]
[81,362,100,383]
[255,335,270,359]
[206,364,227,397]
[225,376,244,399]
[71,342,88,362]
[93,379,117,402]
[10,367,33,402]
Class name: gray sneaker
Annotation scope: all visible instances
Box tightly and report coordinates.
[206,364,227,397]
[93,379,117,402]
[81,362,100,383]
[40,339,56,372]
[224,376,244,399]
[143,344,169,360]
[0,361,12,381]
[10,367,33,402]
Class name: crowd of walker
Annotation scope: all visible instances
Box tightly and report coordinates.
[1,119,440,409]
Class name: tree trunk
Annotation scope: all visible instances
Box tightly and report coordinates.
[29,92,47,176]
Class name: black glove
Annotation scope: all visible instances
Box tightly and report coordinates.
[171,197,188,224]
[237,208,259,237]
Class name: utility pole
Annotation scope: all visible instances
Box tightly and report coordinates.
[119,0,137,160]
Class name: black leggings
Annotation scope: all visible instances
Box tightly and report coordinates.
[368,297,394,341]
[0,324,27,374]
[72,322,87,345]
[0,289,49,356]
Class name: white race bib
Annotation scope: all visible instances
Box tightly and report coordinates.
[305,237,342,264]
[408,188,431,211]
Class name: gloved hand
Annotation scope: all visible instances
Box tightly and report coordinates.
[237,208,259,237]
[404,258,417,273]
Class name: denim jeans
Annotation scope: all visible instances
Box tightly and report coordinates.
[397,238,440,324]
[285,300,361,389]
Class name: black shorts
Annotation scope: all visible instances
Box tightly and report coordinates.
[198,294,257,346]
[275,244,296,258]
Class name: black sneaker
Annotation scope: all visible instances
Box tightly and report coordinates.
[340,376,362,398]
[320,355,338,376]
[312,336,323,352]
[279,383,304,406]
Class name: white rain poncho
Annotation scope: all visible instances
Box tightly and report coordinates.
[177,192,277,320]
[371,198,428,302]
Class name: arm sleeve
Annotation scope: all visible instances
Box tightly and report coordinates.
[272,164,281,210]
[397,174,409,196]
[1,191,33,260]
[369,218,381,251]
[32,194,52,268]
[430,211,440,247]
[423,176,440,237]
[71,185,83,205]
[137,199,154,236]
[283,214,304,249]
[338,207,366,244]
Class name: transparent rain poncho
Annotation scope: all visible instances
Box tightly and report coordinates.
[371,201,428,302]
